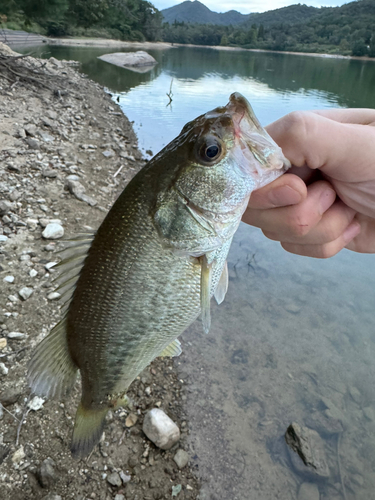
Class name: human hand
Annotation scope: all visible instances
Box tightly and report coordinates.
[243,109,375,258]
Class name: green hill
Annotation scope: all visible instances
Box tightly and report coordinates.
[161,0,251,26]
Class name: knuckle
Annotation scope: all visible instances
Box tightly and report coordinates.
[288,216,311,238]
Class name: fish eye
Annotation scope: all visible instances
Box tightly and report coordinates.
[197,137,223,165]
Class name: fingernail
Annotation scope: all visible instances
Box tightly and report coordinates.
[319,189,336,215]
[343,222,361,243]
[268,185,302,207]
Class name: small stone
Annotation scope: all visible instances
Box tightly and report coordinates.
[125,413,138,427]
[145,386,151,396]
[106,471,122,487]
[297,482,320,500]
[29,269,38,277]
[142,408,180,450]
[0,338,7,350]
[9,190,22,202]
[363,407,375,421]
[38,457,57,488]
[102,149,115,158]
[172,484,182,497]
[0,200,13,216]
[25,137,40,149]
[0,388,22,406]
[114,495,125,500]
[39,132,55,142]
[24,124,37,137]
[28,396,45,411]
[119,470,131,484]
[47,292,61,301]
[173,449,189,469]
[12,446,26,464]
[42,223,64,240]
[45,262,58,271]
[3,276,14,283]
[41,495,62,500]
[18,287,33,300]
[0,362,8,375]
[8,332,27,339]
[348,386,362,404]
[8,295,19,303]
[0,235,8,243]
[42,169,57,178]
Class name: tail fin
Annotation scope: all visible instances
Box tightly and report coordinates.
[71,403,108,459]
[28,318,78,399]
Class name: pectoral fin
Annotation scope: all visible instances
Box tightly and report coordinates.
[214,261,228,305]
[200,254,212,334]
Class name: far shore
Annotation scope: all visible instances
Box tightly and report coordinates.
[47,36,375,62]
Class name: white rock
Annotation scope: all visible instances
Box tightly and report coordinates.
[29,269,38,278]
[142,408,180,450]
[3,276,14,283]
[98,51,157,68]
[0,362,9,375]
[28,396,45,411]
[18,287,33,300]
[42,223,64,240]
[0,235,8,243]
[12,446,26,464]
[47,292,61,301]
[45,261,58,271]
[173,449,189,469]
[8,332,27,339]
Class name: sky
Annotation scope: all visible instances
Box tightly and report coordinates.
[154,0,351,14]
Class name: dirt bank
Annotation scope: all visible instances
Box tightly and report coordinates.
[0,42,199,500]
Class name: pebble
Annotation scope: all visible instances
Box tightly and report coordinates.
[348,386,362,404]
[3,276,14,283]
[0,388,22,406]
[125,413,138,427]
[102,149,115,158]
[0,235,8,242]
[0,338,7,350]
[47,292,61,301]
[119,470,131,484]
[29,269,38,277]
[142,408,180,450]
[0,362,9,375]
[106,471,122,487]
[42,223,64,240]
[8,331,27,339]
[12,446,26,464]
[18,287,34,300]
[0,200,13,215]
[37,457,57,488]
[42,495,62,500]
[28,396,45,411]
[114,495,125,500]
[297,482,320,500]
[173,449,189,469]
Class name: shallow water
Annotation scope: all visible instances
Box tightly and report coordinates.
[29,44,375,499]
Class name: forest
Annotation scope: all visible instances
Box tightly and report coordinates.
[0,0,374,57]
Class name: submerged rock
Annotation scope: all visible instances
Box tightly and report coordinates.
[285,422,330,480]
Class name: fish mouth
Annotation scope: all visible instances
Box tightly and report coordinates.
[225,92,291,185]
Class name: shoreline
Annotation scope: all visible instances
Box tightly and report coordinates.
[46,36,375,62]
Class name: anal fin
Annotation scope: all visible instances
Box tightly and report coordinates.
[28,317,78,399]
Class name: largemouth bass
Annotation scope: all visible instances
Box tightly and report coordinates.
[28,93,290,458]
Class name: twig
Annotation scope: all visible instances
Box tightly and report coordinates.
[113,165,124,178]
[337,433,348,500]
[16,395,31,446]
[166,78,173,106]
[0,347,28,359]
[119,429,127,446]
[0,403,20,422]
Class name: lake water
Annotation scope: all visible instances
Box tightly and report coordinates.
[30,44,375,500]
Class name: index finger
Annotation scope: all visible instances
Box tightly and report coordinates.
[266,111,375,179]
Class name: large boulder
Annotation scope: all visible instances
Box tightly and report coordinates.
[98,50,157,71]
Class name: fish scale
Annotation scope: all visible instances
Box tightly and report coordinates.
[28,92,290,458]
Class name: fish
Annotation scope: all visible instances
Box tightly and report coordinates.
[28,92,290,459]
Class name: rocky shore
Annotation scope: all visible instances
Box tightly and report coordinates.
[0,42,199,500]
